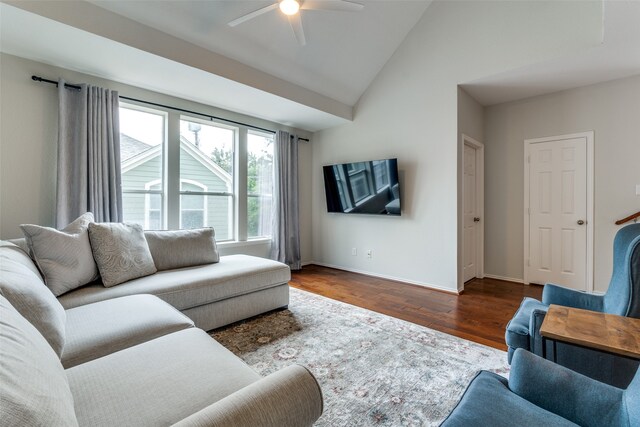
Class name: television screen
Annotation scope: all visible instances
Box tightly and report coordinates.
[323,158,400,215]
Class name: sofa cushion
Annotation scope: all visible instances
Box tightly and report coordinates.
[62,294,195,368]
[0,242,67,357]
[88,222,157,287]
[145,228,219,271]
[66,328,260,427]
[20,212,99,296]
[7,237,29,254]
[440,371,577,427]
[505,297,548,351]
[0,295,79,427]
[58,254,291,311]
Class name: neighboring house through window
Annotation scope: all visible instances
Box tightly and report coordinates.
[119,104,273,242]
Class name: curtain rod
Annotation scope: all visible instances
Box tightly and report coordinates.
[31,75,310,142]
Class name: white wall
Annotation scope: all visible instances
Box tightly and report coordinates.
[0,53,313,262]
[310,0,603,292]
[484,74,640,292]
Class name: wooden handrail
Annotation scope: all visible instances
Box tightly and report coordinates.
[615,210,640,225]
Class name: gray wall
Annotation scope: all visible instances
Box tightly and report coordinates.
[456,88,484,290]
[0,53,313,261]
[484,74,640,291]
[310,1,602,292]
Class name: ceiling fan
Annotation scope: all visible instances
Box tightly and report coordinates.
[228,0,364,46]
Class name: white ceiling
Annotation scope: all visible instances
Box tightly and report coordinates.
[3,0,639,131]
[0,3,348,132]
[462,0,640,106]
[0,0,431,132]
[89,0,431,107]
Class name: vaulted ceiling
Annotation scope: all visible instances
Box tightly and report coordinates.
[89,0,431,106]
[2,1,640,132]
[0,1,431,131]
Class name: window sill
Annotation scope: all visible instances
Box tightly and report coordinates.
[217,238,272,248]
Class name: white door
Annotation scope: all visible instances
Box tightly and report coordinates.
[527,137,587,290]
[463,143,480,282]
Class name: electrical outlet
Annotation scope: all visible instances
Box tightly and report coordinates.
[351,248,357,256]
[366,249,372,259]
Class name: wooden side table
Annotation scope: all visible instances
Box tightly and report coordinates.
[540,304,640,362]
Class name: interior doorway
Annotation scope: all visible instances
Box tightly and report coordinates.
[524,132,594,291]
[462,135,485,284]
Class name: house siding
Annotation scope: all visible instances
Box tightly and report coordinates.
[121,147,232,239]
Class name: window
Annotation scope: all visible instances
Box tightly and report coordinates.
[144,180,162,229]
[347,162,373,203]
[119,104,275,243]
[372,160,390,191]
[247,131,274,238]
[179,118,234,240]
[120,106,165,229]
[180,180,207,229]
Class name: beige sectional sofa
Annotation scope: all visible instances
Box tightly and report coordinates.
[1,239,323,426]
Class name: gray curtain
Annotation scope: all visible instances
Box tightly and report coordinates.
[270,130,301,270]
[56,79,122,227]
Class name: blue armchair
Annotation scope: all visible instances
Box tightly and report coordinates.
[440,348,640,427]
[505,223,640,387]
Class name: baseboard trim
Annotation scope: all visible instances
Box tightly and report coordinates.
[306,261,460,295]
[483,274,524,284]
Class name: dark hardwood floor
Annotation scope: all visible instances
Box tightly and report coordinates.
[290,265,543,350]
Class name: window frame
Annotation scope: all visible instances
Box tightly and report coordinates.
[179,116,236,241]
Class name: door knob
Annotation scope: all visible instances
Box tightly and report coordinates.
[473,217,481,222]
[577,220,585,225]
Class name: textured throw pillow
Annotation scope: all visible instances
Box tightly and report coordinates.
[20,212,99,296]
[0,295,79,427]
[88,222,157,287]
[144,228,220,271]
[0,242,67,357]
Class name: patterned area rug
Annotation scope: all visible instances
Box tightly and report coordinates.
[212,288,509,426]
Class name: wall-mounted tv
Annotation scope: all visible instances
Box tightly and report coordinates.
[323,158,400,216]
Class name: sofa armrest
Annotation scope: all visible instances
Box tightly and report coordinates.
[172,365,323,427]
[542,283,604,311]
[509,349,625,426]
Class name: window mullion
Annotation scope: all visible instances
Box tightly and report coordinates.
[166,112,181,230]
[236,127,248,242]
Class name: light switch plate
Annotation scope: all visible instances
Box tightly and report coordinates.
[636,184,640,196]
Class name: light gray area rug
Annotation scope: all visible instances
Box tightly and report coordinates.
[212,288,510,426]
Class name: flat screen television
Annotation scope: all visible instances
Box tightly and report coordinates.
[323,158,400,215]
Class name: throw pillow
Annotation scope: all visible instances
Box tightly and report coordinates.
[0,295,79,426]
[20,212,99,296]
[88,222,157,287]
[0,242,67,358]
[144,228,220,271]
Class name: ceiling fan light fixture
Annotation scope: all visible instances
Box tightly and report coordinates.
[279,0,300,16]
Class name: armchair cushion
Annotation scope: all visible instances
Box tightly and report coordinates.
[509,349,627,427]
[440,371,576,427]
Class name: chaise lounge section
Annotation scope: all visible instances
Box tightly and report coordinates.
[58,254,291,332]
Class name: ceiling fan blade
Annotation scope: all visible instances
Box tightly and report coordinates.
[301,0,364,12]
[287,14,307,46]
[228,3,279,27]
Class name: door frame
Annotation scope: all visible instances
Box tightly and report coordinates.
[461,134,485,287]
[523,131,594,290]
